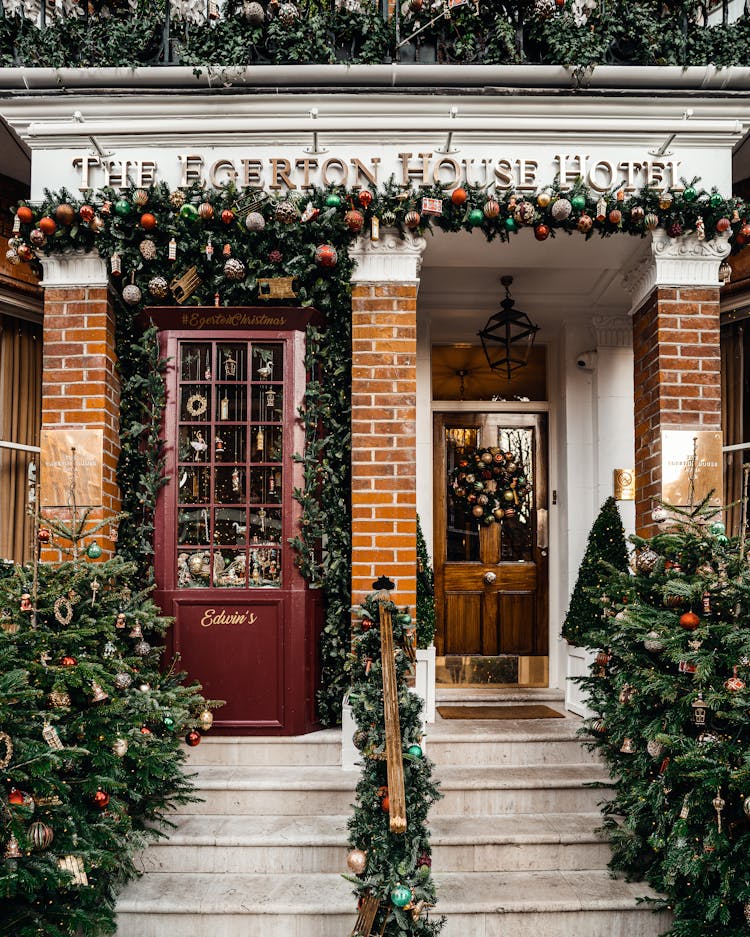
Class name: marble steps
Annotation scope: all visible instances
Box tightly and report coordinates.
[179,762,612,817]
[139,811,611,874]
[115,869,670,937]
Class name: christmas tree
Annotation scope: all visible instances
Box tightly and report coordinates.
[580,499,750,936]
[346,583,443,936]
[416,517,435,650]
[562,495,629,646]
[0,518,215,936]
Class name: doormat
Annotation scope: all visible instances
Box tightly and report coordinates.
[437,704,565,720]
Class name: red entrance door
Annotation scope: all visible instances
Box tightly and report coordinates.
[152,312,321,735]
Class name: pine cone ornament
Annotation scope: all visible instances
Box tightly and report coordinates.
[243,0,265,23]
[268,249,283,264]
[169,189,186,209]
[224,257,246,281]
[278,2,298,24]
[534,0,556,17]
[275,200,298,224]
[139,239,157,260]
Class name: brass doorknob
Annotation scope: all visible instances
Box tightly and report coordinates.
[483,571,497,585]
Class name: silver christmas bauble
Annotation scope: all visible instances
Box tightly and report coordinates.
[643,631,665,653]
[29,229,46,247]
[224,257,246,281]
[134,640,151,657]
[114,672,132,690]
[646,739,664,759]
[550,198,573,222]
[245,211,266,232]
[634,548,659,574]
[112,737,128,757]
[651,506,668,523]
[122,283,142,305]
[5,249,20,265]
[346,848,367,874]
[139,239,157,260]
[243,0,265,23]
[148,276,169,299]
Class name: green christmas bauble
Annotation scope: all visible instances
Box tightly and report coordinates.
[180,203,199,222]
[407,744,423,758]
[163,715,176,730]
[114,198,131,217]
[683,186,697,202]
[716,534,729,545]
[571,194,586,211]
[468,208,484,226]
[710,522,726,535]
[325,193,342,207]
[504,217,517,232]
[86,540,102,559]
[390,884,412,908]
[710,193,724,208]
[399,613,412,625]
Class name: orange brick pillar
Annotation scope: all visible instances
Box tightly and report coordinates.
[629,230,728,537]
[38,253,120,562]
[349,232,426,610]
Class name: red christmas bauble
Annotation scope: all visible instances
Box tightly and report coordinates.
[451,187,468,206]
[16,205,34,225]
[381,794,390,812]
[38,216,57,235]
[608,209,622,225]
[55,203,75,226]
[315,243,338,268]
[79,204,95,223]
[344,209,364,233]
[358,189,373,209]
[17,244,33,261]
[93,789,110,809]
[8,788,24,805]
[37,527,50,543]
[534,224,550,241]
[679,611,700,631]
[221,209,235,225]
[60,655,77,666]
[185,729,201,747]
[268,249,283,264]
[739,223,750,244]
[716,217,731,233]
[404,210,421,229]
[140,212,157,231]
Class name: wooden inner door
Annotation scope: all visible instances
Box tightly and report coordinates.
[434,412,549,658]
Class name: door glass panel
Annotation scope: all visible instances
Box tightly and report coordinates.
[496,427,534,561]
[175,339,285,588]
[445,427,481,561]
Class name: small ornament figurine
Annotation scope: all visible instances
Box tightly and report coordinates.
[90,681,109,704]
[679,795,690,819]
[116,611,126,629]
[702,592,711,614]
[713,789,725,832]
[692,695,708,726]
[42,723,63,750]
[92,790,110,809]
[619,737,636,754]
[4,833,22,860]
[20,593,32,613]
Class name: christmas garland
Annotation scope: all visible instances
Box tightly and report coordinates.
[448,446,532,525]
[6,175,747,725]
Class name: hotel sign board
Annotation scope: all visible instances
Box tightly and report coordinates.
[661,430,723,508]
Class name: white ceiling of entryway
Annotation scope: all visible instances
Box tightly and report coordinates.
[420,226,646,344]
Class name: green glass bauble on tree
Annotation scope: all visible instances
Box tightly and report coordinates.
[114,198,131,217]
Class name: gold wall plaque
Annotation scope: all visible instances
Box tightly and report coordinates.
[40,429,103,507]
[661,430,723,507]
[613,468,635,501]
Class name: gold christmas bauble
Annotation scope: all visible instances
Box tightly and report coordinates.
[346,848,367,874]
[198,709,214,730]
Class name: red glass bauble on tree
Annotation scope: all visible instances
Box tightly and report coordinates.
[358,189,373,209]
[608,208,622,225]
[17,244,33,262]
[38,216,57,235]
[679,611,700,631]
[78,204,95,223]
[451,187,467,206]
[185,729,202,747]
[16,205,34,224]
[315,243,338,268]
[55,203,75,226]
[404,210,421,229]
[716,217,731,233]
[60,655,77,666]
[140,726,153,735]
[140,212,157,231]
[534,224,550,241]
[37,527,50,543]
[8,788,24,806]
[221,209,235,225]
[738,223,750,244]
[344,209,364,233]
[92,790,110,809]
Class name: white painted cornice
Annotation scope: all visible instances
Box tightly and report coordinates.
[38,250,108,289]
[592,315,633,347]
[350,230,426,284]
[623,230,731,314]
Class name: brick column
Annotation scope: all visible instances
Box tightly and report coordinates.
[38,252,120,562]
[349,231,426,610]
[626,230,729,536]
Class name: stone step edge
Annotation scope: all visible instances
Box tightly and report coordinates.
[147,813,607,848]
[187,773,612,791]
[116,870,656,916]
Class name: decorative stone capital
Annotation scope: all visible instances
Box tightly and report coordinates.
[592,315,632,348]
[39,250,108,289]
[349,230,427,284]
[623,230,731,314]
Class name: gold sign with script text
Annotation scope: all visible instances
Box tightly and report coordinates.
[661,430,723,507]
[40,429,103,507]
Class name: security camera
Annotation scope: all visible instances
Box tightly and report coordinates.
[576,350,597,371]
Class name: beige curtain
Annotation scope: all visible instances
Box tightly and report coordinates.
[0,314,42,563]
[721,321,745,536]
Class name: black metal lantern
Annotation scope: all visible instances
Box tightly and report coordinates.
[478,276,539,380]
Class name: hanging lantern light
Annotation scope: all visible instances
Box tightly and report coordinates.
[477,276,539,381]
[692,694,708,727]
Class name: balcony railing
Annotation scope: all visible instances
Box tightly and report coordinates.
[0,0,748,68]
